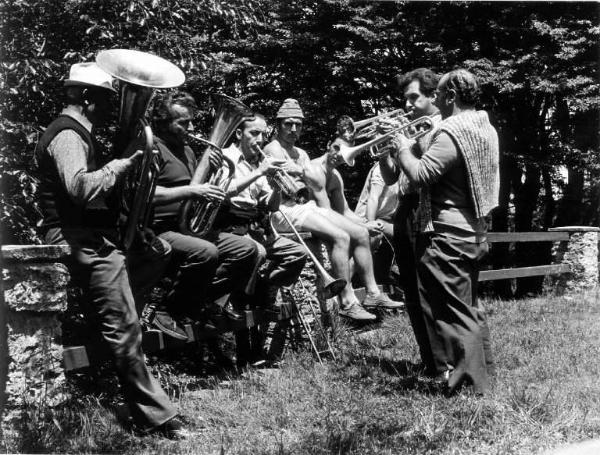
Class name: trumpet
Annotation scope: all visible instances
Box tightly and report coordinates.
[338,116,435,167]
[348,108,409,142]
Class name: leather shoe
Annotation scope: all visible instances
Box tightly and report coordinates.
[152,416,191,440]
[151,310,189,341]
[223,300,244,321]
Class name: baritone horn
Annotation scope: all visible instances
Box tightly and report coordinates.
[178,94,254,237]
[96,49,185,250]
[339,115,435,167]
[185,133,237,235]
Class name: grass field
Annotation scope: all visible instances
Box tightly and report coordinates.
[2,290,600,454]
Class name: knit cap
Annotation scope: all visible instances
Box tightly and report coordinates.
[276,98,304,119]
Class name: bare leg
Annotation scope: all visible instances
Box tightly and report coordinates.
[299,211,359,308]
[317,210,380,295]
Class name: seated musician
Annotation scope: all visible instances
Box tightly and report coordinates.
[307,137,404,310]
[147,90,259,338]
[264,99,401,321]
[219,113,307,310]
[35,63,187,438]
[354,161,401,285]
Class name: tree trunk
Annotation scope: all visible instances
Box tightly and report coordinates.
[514,162,541,297]
[491,151,515,298]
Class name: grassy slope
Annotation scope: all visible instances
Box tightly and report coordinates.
[2,291,600,454]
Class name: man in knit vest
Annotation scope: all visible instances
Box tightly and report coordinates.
[35,63,188,438]
[379,68,442,378]
[389,69,499,395]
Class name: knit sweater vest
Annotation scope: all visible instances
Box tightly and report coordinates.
[35,115,95,230]
[419,110,499,232]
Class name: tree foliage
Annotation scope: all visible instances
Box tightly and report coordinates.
[1,0,598,253]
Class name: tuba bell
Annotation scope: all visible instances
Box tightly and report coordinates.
[96,49,185,250]
[178,94,254,237]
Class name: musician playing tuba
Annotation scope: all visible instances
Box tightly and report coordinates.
[265,99,403,321]
[35,62,187,438]
[145,90,258,339]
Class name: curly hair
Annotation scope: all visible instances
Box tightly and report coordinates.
[336,115,354,135]
[397,68,439,97]
[442,69,480,106]
[151,90,197,134]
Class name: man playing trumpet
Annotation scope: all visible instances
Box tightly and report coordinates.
[379,67,443,377]
[265,99,402,321]
[385,69,498,394]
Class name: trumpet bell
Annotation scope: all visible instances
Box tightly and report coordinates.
[96,49,185,88]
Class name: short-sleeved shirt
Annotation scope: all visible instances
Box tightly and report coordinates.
[354,162,400,222]
[153,136,197,228]
[222,143,273,211]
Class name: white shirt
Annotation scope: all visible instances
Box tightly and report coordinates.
[222,143,274,212]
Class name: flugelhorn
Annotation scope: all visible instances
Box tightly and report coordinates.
[178,94,254,237]
[96,49,185,250]
[273,210,346,300]
[338,116,435,167]
[253,144,308,202]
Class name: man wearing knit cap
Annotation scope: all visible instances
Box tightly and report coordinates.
[389,69,499,395]
[265,99,390,321]
[35,63,187,437]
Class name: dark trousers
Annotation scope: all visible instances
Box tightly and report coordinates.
[393,194,437,373]
[45,227,176,430]
[415,233,494,394]
[158,230,258,314]
[253,235,307,287]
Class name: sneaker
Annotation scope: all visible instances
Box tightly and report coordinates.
[362,292,405,310]
[339,303,377,321]
[151,310,189,341]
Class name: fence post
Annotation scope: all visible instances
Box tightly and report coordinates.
[1,245,71,426]
[549,226,600,293]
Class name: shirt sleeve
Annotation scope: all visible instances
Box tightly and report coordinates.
[254,175,274,205]
[414,132,459,186]
[370,165,386,188]
[47,130,130,206]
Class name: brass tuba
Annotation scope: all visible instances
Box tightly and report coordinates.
[95,49,185,250]
[178,94,254,237]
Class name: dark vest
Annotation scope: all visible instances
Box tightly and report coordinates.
[35,115,94,231]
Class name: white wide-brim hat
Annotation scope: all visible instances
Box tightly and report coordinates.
[64,62,117,93]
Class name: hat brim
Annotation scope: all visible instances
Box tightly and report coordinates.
[64,80,117,93]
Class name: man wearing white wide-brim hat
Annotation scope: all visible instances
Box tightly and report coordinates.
[34,62,188,438]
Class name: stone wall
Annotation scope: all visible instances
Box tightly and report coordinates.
[549,227,600,294]
[1,245,71,426]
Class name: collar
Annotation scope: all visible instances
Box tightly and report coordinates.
[61,106,93,133]
[224,143,260,167]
